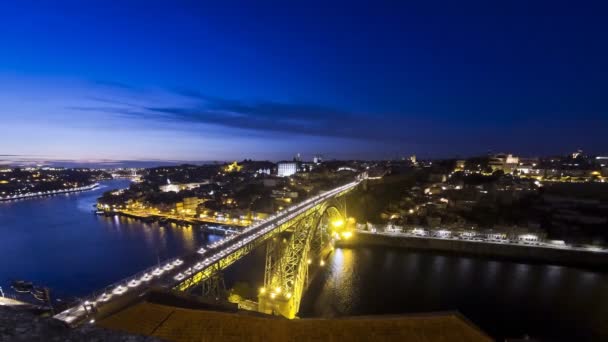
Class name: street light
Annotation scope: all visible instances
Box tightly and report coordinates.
[331,219,344,228]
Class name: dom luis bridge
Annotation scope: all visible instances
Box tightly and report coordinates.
[55,175,366,325]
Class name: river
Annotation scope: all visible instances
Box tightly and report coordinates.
[1,179,606,341]
[299,246,608,341]
[0,179,222,299]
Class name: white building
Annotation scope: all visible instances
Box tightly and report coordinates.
[277,162,297,177]
[489,153,520,173]
[159,178,207,192]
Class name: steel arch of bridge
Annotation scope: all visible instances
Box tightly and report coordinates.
[259,199,345,318]
[173,197,347,297]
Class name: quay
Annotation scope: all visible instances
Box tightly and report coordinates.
[100,210,242,234]
[337,231,608,269]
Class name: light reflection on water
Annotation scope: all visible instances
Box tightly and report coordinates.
[299,246,608,341]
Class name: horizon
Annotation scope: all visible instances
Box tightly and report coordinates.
[1,149,604,169]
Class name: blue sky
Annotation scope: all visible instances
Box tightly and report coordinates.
[1,1,607,163]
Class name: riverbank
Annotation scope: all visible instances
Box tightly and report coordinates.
[103,210,241,235]
[0,183,99,202]
[0,179,224,301]
[336,231,608,269]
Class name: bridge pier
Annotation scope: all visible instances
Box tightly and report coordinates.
[258,243,334,318]
[258,291,298,318]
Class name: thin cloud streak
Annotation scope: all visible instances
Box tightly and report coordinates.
[71,85,416,143]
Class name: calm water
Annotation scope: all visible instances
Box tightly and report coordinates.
[299,247,608,341]
[1,181,607,341]
[0,179,221,299]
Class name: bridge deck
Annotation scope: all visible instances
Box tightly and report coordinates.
[99,301,492,342]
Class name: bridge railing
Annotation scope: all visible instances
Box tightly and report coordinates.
[57,255,182,318]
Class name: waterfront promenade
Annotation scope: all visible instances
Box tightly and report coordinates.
[338,230,608,269]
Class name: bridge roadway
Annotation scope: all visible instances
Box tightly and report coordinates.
[55,179,362,325]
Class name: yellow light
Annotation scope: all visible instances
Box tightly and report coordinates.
[275,287,282,294]
[307,259,312,265]
[259,287,266,294]
[331,219,344,228]
[286,292,292,299]
[320,260,325,266]
[341,231,353,240]
[270,293,276,299]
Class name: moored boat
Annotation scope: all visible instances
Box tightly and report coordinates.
[11,280,34,293]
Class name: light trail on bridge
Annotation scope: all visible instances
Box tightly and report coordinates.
[54,178,363,325]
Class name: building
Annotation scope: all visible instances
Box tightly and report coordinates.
[572,149,584,159]
[159,179,207,193]
[256,168,271,175]
[516,158,540,175]
[277,162,297,177]
[489,153,519,174]
[271,190,299,199]
[175,197,201,216]
[300,162,316,173]
[595,156,608,168]
[454,160,466,171]
[223,161,243,173]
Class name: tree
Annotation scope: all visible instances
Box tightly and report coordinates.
[228,282,254,303]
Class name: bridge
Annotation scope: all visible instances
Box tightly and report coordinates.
[55,176,364,325]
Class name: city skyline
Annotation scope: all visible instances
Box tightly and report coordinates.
[1,1,608,162]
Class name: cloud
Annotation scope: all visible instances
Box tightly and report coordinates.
[137,102,361,140]
[69,85,447,146]
[71,86,394,141]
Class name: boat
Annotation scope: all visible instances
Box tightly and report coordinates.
[32,287,49,301]
[11,280,34,293]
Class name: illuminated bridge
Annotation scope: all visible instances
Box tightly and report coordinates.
[55,176,364,325]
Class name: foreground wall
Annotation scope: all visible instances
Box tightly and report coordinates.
[337,232,608,269]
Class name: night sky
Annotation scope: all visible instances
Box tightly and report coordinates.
[1,1,607,164]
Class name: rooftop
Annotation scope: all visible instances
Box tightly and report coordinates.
[99,301,492,342]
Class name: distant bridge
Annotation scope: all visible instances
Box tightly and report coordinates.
[55,176,364,324]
